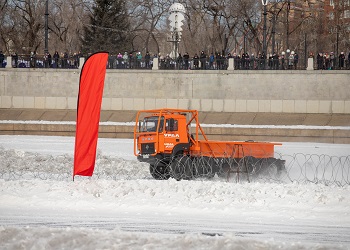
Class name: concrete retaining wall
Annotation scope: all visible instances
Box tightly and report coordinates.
[1,69,349,114]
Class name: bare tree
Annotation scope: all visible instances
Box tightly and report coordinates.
[200,0,239,54]
[323,0,350,55]
[0,0,91,55]
[127,0,172,55]
[49,0,89,54]
[0,0,46,54]
[181,0,244,56]
[1,0,348,59]
[233,0,261,55]
[0,0,11,52]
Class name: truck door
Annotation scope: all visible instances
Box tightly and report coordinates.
[163,118,179,154]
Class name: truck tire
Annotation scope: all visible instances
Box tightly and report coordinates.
[217,162,231,178]
[170,155,193,181]
[193,157,215,178]
[268,158,287,179]
[149,164,170,180]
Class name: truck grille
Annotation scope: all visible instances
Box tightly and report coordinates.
[141,143,155,154]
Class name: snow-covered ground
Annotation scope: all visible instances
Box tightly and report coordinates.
[0,135,350,249]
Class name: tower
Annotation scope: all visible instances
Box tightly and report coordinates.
[168,3,186,59]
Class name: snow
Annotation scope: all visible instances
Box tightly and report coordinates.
[1,120,350,130]
[0,135,350,249]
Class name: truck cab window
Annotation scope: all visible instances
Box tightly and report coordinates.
[141,116,164,132]
[166,119,178,131]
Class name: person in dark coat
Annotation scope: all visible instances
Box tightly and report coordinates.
[316,53,323,70]
[63,52,68,68]
[145,51,151,69]
[0,51,5,68]
[177,53,183,69]
[183,52,189,70]
[272,53,279,70]
[193,53,199,69]
[200,51,206,70]
[293,52,299,70]
[47,52,52,67]
[53,51,59,68]
[12,52,18,68]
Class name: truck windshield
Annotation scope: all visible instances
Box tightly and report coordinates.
[140,116,164,132]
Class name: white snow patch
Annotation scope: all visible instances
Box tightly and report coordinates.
[1,120,349,130]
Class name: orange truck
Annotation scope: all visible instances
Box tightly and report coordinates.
[134,108,285,181]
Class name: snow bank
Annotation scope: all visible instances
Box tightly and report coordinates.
[1,178,349,249]
[1,178,349,220]
[1,226,338,250]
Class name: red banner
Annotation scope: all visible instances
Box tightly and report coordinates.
[73,52,108,178]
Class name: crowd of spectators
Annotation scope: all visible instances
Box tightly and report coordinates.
[106,50,301,70]
[1,51,82,68]
[106,50,302,70]
[1,49,350,70]
[315,51,349,70]
[165,50,349,70]
[153,50,300,70]
[33,51,83,68]
[107,51,153,69]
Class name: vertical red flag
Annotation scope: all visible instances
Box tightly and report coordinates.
[73,52,108,178]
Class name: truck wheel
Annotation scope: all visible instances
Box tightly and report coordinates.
[268,158,287,179]
[257,158,280,179]
[170,155,193,181]
[194,157,215,178]
[149,164,170,180]
[264,159,278,178]
[217,162,231,178]
[242,156,256,174]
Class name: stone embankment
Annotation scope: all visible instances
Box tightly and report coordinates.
[1,109,349,144]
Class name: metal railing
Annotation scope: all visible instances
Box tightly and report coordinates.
[4,54,80,69]
[232,57,304,70]
[106,56,152,69]
[314,55,349,70]
[106,57,306,70]
[2,54,350,70]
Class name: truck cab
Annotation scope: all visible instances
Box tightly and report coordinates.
[134,109,193,165]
